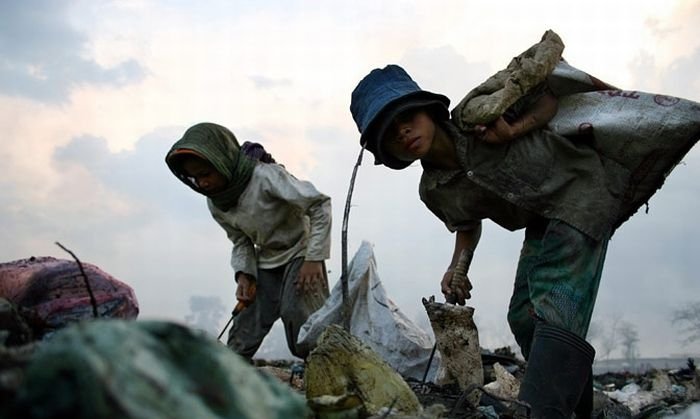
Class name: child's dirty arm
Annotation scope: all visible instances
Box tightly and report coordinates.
[475,91,558,144]
[209,207,258,282]
[441,222,482,305]
[298,196,331,294]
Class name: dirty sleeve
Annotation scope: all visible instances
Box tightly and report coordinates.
[210,206,258,280]
[265,167,332,262]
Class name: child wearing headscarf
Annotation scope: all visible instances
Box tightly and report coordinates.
[166,122,331,360]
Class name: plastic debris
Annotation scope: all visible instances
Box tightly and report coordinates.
[299,241,439,381]
[305,324,422,417]
[482,362,520,401]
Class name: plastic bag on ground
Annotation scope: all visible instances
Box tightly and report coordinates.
[298,241,439,381]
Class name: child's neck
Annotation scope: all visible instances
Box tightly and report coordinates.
[422,124,460,170]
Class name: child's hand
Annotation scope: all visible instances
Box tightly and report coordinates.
[296,261,325,295]
[475,116,516,144]
[441,270,457,302]
[235,273,257,304]
[440,269,472,305]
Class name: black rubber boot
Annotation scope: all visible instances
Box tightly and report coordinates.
[573,370,593,418]
[518,323,595,418]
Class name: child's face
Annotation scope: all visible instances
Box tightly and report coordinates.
[382,108,436,163]
[182,157,228,194]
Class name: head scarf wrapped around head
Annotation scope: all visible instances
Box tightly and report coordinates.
[241,141,277,163]
[165,122,256,211]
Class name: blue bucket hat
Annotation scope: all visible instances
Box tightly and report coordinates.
[350,64,450,169]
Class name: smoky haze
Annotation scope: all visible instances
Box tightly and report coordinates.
[1,0,699,360]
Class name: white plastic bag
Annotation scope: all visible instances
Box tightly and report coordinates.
[298,241,439,381]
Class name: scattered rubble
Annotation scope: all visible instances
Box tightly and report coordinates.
[1,252,699,418]
[483,362,520,402]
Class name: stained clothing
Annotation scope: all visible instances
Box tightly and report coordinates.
[228,257,329,359]
[420,78,698,351]
[208,162,332,277]
[422,88,700,241]
[420,122,624,241]
[508,220,609,355]
[350,35,698,417]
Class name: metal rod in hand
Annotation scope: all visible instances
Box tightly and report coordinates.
[341,145,366,331]
[217,301,246,341]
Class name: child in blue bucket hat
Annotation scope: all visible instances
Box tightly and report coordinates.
[350,50,699,415]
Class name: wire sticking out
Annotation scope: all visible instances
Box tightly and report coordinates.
[55,241,99,318]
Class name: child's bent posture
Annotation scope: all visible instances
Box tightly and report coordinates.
[166,122,331,360]
[350,55,698,416]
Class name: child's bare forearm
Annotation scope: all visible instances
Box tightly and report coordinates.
[511,91,558,138]
[449,222,482,271]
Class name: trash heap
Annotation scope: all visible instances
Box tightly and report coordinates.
[0,255,310,419]
[1,251,699,418]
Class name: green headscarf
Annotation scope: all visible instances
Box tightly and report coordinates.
[165,122,256,211]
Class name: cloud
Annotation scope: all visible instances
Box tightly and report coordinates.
[0,1,145,103]
[661,47,700,95]
[52,126,202,220]
[400,45,492,105]
[2,0,699,359]
[0,126,234,322]
[249,75,293,90]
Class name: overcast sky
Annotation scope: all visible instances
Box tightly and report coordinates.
[1,0,699,358]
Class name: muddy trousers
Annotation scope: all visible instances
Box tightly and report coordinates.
[227,257,329,360]
[507,219,609,418]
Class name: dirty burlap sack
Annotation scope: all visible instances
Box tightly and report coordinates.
[451,29,565,127]
[452,29,700,230]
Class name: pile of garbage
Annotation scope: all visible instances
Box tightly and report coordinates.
[1,251,699,418]
[403,355,700,418]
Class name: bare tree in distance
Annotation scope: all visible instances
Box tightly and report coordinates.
[672,301,700,344]
[618,321,640,367]
[595,314,623,361]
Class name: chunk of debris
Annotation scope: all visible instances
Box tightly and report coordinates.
[422,296,483,407]
[305,324,422,417]
[0,257,139,337]
[4,320,308,419]
[307,394,364,418]
[482,362,519,401]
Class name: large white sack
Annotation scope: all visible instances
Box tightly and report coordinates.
[298,241,439,381]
